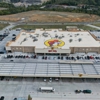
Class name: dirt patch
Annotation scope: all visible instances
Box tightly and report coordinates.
[0,10,99,22]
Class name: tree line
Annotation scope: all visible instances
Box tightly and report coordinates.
[0,2,100,16]
[45,0,100,6]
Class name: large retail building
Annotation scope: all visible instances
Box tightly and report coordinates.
[6,28,100,55]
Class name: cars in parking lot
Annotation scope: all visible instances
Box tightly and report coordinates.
[83,89,92,94]
[3,53,100,62]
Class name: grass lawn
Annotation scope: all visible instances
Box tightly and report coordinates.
[92,23,100,27]
[13,25,97,31]
[78,25,97,31]
[0,23,9,30]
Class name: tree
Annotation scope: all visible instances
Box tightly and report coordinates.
[28,94,32,100]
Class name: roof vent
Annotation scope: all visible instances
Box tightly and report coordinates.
[33,38,38,42]
[70,35,72,37]
[77,33,79,35]
[35,34,39,37]
[55,34,58,38]
[59,36,62,39]
[69,39,73,43]
[78,38,82,42]
[62,35,64,38]
[23,38,27,42]
[42,32,48,37]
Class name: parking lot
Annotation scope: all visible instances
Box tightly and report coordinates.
[0,77,100,100]
[0,29,20,53]
[1,52,100,63]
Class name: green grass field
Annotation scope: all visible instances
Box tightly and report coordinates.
[92,23,100,27]
[13,25,97,31]
[0,23,9,30]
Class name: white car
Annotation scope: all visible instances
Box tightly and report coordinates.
[55,78,59,81]
[44,79,47,82]
[50,77,52,80]
[49,80,52,83]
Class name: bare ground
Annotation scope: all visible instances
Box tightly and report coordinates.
[0,10,99,22]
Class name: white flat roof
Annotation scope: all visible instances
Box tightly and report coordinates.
[9,29,100,49]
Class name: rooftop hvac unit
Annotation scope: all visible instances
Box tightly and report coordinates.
[43,34,48,37]
[55,34,58,38]
[70,35,72,37]
[30,34,33,37]
[69,39,73,43]
[59,36,62,39]
[78,38,82,42]
[23,38,27,42]
[32,36,36,38]
[42,32,48,35]
[33,38,38,42]
[77,33,79,35]
[62,35,64,38]
[35,34,39,37]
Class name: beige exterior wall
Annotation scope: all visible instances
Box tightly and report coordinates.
[11,46,35,53]
[6,46,100,54]
[70,47,100,54]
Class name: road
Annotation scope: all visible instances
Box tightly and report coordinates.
[86,24,100,30]
[1,20,100,26]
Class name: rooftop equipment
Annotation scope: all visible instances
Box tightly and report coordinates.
[78,38,82,42]
[69,39,73,43]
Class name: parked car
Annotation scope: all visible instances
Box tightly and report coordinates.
[83,89,92,93]
[45,56,47,60]
[58,56,60,59]
[14,98,17,100]
[42,56,44,59]
[1,96,4,100]
[44,79,47,82]
[75,90,82,93]
[1,76,5,80]
[12,34,16,36]
[61,56,63,60]
[10,60,13,62]
[66,57,68,60]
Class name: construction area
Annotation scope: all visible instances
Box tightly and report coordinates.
[0,11,99,22]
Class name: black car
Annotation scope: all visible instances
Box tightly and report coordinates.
[10,60,13,62]
[61,56,63,60]
[75,90,82,93]
[66,56,68,60]
[42,56,44,59]
[14,98,17,100]
[12,34,16,36]
[58,56,60,59]
[83,90,92,94]
[1,96,4,100]
[1,76,5,80]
